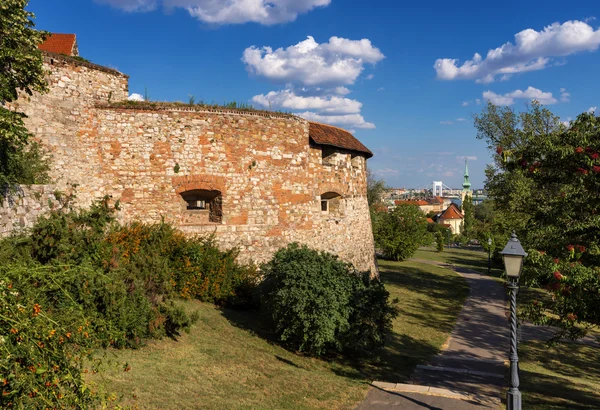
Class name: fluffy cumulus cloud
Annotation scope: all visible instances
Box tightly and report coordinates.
[95,0,330,25]
[434,20,600,83]
[128,93,145,101]
[252,89,362,114]
[247,36,384,130]
[560,88,571,102]
[589,106,598,113]
[483,86,557,105]
[242,36,385,86]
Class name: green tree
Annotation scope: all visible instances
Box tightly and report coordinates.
[474,199,495,222]
[435,231,445,252]
[462,194,475,239]
[374,204,428,261]
[0,0,49,190]
[474,101,600,340]
[366,167,387,207]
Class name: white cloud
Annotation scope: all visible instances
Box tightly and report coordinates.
[252,89,362,114]
[589,106,597,113]
[245,36,383,131]
[96,0,330,25]
[457,155,478,161]
[483,86,557,105]
[442,170,455,177]
[365,74,374,80]
[476,98,482,105]
[434,20,600,83]
[297,112,375,129]
[332,86,351,95]
[242,36,385,86]
[560,88,571,102]
[440,120,454,125]
[461,101,469,107]
[561,116,572,127]
[377,87,385,91]
[456,117,466,122]
[128,93,145,101]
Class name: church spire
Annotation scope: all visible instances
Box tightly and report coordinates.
[462,159,471,189]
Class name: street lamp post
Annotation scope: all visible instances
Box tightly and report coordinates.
[500,233,528,410]
[488,237,492,276]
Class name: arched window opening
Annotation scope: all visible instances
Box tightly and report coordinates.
[180,189,222,223]
[320,192,343,217]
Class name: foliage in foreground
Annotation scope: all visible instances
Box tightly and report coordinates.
[474,102,600,339]
[373,203,429,261]
[0,197,257,408]
[260,243,398,357]
[0,0,50,191]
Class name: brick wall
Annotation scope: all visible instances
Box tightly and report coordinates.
[8,57,377,274]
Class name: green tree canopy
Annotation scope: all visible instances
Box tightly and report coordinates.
[0,0,49,189]
[374,203,428,261]
[474,101,600,340]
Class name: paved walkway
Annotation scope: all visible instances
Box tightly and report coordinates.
[357,259,508,409]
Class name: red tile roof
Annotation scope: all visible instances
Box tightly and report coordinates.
[309,122,373,158]
[428,196,444,204]
[439,204,463,220]
[39,33,77,56]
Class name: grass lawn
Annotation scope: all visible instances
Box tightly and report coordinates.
[519,341,600,409]
[413,246,505,279]
[91,260,468,409]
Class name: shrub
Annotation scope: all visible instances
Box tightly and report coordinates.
[261,243,397,357]
[435,231,445,252]
[0,270,101,409]
[341,272,399,356]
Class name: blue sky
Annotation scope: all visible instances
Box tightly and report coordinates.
[28,0,600,189]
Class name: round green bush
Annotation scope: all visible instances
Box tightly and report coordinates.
[261,243,398,357]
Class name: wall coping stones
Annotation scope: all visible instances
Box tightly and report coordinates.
[95,102,304,121]
[42,51,129,78]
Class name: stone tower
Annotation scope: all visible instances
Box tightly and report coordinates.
[461,159,472,206]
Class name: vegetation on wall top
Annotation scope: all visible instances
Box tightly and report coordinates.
[98,100,296,119]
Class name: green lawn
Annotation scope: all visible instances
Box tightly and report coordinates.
[91,260,468,409]
[519,341,600,409]
[413,246,505,279]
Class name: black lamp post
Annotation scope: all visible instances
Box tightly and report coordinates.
[500,232,527,410]
[488,237,492,276]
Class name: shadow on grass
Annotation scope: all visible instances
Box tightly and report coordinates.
[219,260,470,385]
[519,368,600,409]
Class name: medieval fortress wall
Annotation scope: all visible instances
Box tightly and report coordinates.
[6,53,377,273]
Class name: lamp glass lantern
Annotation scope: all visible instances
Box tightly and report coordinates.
[500,233,527,278]
[488,237,492,246]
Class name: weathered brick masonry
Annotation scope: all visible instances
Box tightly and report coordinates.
[10,53,377,273]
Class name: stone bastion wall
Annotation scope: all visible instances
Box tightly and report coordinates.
[6,54,377,274]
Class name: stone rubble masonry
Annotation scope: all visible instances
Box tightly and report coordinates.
[5,54,377,274]
[0,186,59,236]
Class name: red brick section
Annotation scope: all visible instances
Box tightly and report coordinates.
[439,204,463,220]
[309,122,373,158]
[39,33,76,56]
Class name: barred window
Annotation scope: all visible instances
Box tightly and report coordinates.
[180,189,222,223]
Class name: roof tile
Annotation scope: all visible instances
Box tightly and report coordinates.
[39,33,76,56]
[309,122,373,158]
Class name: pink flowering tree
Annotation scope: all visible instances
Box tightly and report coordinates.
[473,102,600,341]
